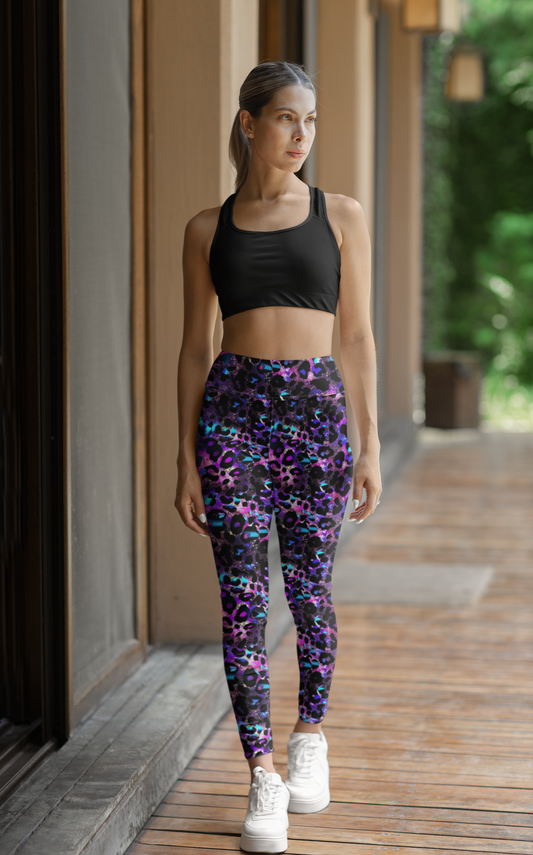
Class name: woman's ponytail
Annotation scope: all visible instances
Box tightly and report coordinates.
[229,61,315,193]
[229,110,251,193]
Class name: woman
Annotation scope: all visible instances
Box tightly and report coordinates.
[175,61,381,854]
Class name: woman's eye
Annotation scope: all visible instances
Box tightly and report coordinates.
[307,116,317,123]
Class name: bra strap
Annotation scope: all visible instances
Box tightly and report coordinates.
[312,186,327,219]
[219,193,236,227]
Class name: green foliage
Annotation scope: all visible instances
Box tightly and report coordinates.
[422,36,455,351]
[423,0,533,393]
[480,372,533,430]
[475,213,533,383]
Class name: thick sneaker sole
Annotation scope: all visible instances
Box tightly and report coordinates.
[287,786,330,813]
[239,830,288,853]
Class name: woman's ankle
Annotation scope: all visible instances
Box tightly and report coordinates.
[293,717,322,735]
[248,752,276,781]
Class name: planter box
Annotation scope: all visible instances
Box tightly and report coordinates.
[423,351,482,429]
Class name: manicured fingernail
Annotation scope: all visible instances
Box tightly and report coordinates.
[352,499,359,509]
[199,513,206,523]
[356,519,364,524]
[200,533,208,538]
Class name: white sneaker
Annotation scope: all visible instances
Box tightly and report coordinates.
[285,730,330,813]
[240,767,289,853]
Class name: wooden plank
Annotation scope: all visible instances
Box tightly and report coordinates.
[193,748,533,780]
[270,680,533,700]
[173,779,250,797]
[185,761,532,789]
[172,779,533,812]
[328,670,533,690]
[133,836,239,852]
[136,831,239,850]
[164,792,249,808]
[217,707,533,731]
[214,717,533,747]
[127,847,521,855]
[262,684,532,701]
[127,848,232,855]
[181,764,533,804]
[163,793,533,827]
[135,829,516,854]
[205,729,533,758]
[289,701,532,721]
[145,816,532,853]
[147,816,240,834]
[154,804,533,841]
[221,713,533,736]
[211,699,533,721]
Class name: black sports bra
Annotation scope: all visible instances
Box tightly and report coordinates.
[209,185,341,321]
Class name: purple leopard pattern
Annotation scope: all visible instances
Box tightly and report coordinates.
[196,351,353,758]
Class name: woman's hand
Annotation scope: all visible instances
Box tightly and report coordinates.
[348,450,382,524]
[175,467,210,538]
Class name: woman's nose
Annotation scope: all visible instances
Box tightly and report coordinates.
[293,123,307,141]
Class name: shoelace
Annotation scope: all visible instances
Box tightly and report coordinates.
[288,738,320,780]
[251,773,283,816]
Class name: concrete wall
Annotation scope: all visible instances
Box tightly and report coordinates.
[147,0,258,643]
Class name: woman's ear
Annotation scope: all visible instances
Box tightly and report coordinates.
[240,109,253,138]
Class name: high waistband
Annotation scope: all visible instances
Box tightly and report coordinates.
[204,350,346,399]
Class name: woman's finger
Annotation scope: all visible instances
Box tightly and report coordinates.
[351,483,364,508]
[349,484,366,520]
[349,483,383,523]
[357,485,381,521]
[179,494,210,538]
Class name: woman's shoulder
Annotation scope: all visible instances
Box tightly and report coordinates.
[186,205,222,236]
[184,205,224,255]
[322,191,365,223]
[321,192,367,248]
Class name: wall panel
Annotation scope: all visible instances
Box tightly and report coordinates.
[148,0,258,643]
[382,0,423,418]
[65,0,137,708]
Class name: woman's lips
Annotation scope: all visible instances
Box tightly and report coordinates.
[287,150,306,158]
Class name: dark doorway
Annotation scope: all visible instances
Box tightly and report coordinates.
[258,0,314,184]
[259,0,304,65]
[0,0,66,803]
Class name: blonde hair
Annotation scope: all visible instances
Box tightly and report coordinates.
[229,61,316,192]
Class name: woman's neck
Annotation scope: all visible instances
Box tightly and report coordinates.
[238,166,305,202]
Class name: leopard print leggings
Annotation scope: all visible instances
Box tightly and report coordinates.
[196,351,353,758]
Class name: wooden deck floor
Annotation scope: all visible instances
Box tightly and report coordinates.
[127,431,533,854]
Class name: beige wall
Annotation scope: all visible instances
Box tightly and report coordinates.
[316,0,422,423]
[315,0,376,457]
[147,0,258,643]
[316,0,376,223]
[382,0,423,418]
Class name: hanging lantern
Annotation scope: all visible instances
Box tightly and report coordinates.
[445,46,485,101]
[402,0,461,33]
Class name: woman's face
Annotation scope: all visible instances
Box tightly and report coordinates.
[241,84,317,174]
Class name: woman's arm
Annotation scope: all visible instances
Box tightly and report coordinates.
[175,208,220,536]
[329,194,382,523]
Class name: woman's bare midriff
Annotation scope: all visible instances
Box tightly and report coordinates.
[220,305,336,360]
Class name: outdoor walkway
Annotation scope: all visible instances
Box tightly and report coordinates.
[126,430,533,855]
